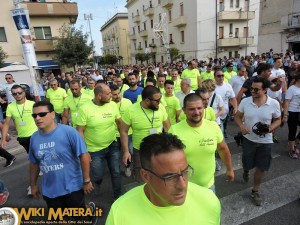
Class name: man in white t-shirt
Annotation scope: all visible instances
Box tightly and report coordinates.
[271,58,287,99]
[175,78,194,107]
[230,66,248,96]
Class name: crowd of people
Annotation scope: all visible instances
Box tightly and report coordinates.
[0,49,299,224]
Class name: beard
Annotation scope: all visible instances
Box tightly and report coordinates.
[187,114,203,124]
[148,104,159,111]
[129,82,137,87]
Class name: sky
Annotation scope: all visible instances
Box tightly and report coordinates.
[75,0,127,55]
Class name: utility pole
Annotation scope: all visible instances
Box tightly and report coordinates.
[84,13,96,69]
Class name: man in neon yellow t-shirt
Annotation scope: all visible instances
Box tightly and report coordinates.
[114,75,129,96]
[181,60,202,91]
[106,133,221,225]
[120,86,170,181]
[171,69,181,93]
[83,79,96,98]
[201,64,214,81]
[169,93,234,191]
[46,79,67,123]
[164,80,181,125]
[76,84,123,200]
[62,80,92,127]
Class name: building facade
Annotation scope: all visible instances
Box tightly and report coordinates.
[101,13,132,65]
[258,0,300,57]
[125,0,259,63]
[0,0,78,72]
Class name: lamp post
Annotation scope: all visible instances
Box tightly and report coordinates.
[122,29,129,65]
[84,13,96,69]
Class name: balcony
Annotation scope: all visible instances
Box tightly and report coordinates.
[217,37,254,47]
[218,11,255,20]
[149,43,156,48]
[130,33,137,40]
[281,12,300,30]
[143,7,154,17]
[133,15,141,23]
[161,0,173,8]
[34,39,54,52]
[173,16,187,27]
[136,48,144,54]
[23,2,78,22]
[139,30,148,37]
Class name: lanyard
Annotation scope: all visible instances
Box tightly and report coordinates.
[73,95,82,111]
[140,103,154,128]
[118,100,122,111]
[16,101,26,121]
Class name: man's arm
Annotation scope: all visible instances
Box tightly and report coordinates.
[1,117,11,149]
[234,110,250,135]
[236,87,247,105]
[119,119,131,166]
[76,125,86,140]
[61,108,70,125]
[282,99,290,124]
[175,110,181,123]
[217,141,234,182]
[197,76,202,88]
[79,153,93,194]
[269,117,281,133]
[163,118,171,132]
[30,162,40,198]
[229,97,238,114]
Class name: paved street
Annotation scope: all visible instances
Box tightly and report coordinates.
[1,120,300,225]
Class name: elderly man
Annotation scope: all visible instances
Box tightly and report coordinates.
[175,78,194,107]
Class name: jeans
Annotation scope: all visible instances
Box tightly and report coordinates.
[89,141,121,199]
[0,177,8,193]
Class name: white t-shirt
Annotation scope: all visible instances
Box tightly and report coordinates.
[215,83,236,119]
[230,75,246,96]
[267,89,282,101]
[208,92,225,125]
[285,85,300,112]
[175,90,195,107]
[1,83,17,103]
[90,74,103,81]
[271,68,285,78]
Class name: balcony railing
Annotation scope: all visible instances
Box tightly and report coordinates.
[139,30,148,37]
[217,37,254,47]
[161,0,173,8]
[130,33,137,40]
[281,12,300,29]
[143,7,154,17]
[133,15,141,23]
[173,16,187,27]
[218,11,255,20]
[34,39,54,52]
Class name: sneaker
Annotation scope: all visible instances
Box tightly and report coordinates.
[251,191,262,206]
[294,146,299,154]
[4,157,16,168]
[289,150,298,159]
[125,167,132,177]
[215,161,221,171]
[27,186,32,196]
[0,191,9,205]
[88,202,98,225]
[243,170,249,183]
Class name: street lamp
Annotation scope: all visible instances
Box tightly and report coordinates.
[122,29,129,65]
[84,13,96,69]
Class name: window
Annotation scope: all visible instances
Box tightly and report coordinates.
[180,3,184,16]
[181,31,185,43]
[138,25,140,32]
[137,9,139,16]
[229,51,232,58]
[151,19,153,29]
[138,42,142,49]
[152,38,155,44]
[229,24,233,35]
[133,27,135,34]
[219,0,224,11]
[145,40,148,48]
[0,27,7,42]
[161,55,164,63]
[169,34,173,44]
[134,42,137,50]
[168,10,172,21]
[143,22,146,30]
[159,13,161,22]
[235,28,239,38]
[158,0,161,4]
[34,27,52,39]
[234,51,239,58]
[236,0,240,8]
[230,0,233,8]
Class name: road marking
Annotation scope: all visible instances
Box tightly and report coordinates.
[220,169,300,225]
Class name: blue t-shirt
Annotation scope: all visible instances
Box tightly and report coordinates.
[123,87,143,103]
[29,124,87,198]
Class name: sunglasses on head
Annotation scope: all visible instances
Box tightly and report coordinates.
[32,112,51,119]
[12,91,23,96]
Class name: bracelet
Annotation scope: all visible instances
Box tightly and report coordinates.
[83,179,91,185]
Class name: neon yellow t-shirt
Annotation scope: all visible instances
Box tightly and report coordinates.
[63,93,93,127]
[120,73,125,79]
[166,74,172,80]
[122,102,168,150]
[6,100,38,137]
[120,84,130,96]
[106,182,221,225]
[169,119,223,188]
[178,107,216,122]
[201,71,214,81]
[181,68,200,90]
[76,101,121,152]
[83,88,95,98]
[224,71,237,83]
[116,98,132,137]
[172,79,182,93]
[164,95,181,125]
[158,86,165,95]
[46,88,67,114]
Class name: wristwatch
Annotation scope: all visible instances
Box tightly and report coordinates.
[83,179,91,185]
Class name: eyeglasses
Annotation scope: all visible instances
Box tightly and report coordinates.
[149,97,161,103]
[250,87,262,93]
[50,84,57,87]
[32,112,51,119]
[5,77,12,80]
[143,165,194,186]
[12,91,23,96]
[216,75,224,77]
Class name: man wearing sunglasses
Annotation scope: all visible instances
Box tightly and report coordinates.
[1,84,38,195]
[235,76,281,206]
[0,73,17,104]
[106,133,221,225]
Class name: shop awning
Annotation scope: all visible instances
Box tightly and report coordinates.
[37,60,60,69]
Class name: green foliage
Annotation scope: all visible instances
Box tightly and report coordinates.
[169,47,182,63]
[135,53,151,63]
[103,54,118,65]
[53,24,93,68]
[0,46,8,68]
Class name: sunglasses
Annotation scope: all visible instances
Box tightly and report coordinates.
[32,112,51,119]
[216,75,224,77]
[12,91,23,96]
[149,98,161,103]
[5,77,12,80]
[250,87,262,93]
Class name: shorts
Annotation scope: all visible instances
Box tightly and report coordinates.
[242,138,272,171]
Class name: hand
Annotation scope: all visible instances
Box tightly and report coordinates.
[1,140,7,149]
[240,125,250,135]
[83,182,94,195]
[31,185,40,199]
[123,151,131,166]
[225,169,235,182]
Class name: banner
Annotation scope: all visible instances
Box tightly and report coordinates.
[11,8,38,67]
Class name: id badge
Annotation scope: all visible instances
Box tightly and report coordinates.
[149,128,157,134]
[19,121,26,126]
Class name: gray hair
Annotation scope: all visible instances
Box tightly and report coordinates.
[181,78,191,86]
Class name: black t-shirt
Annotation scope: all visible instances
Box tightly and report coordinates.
[242,76,272,97]
[57,78,68,89]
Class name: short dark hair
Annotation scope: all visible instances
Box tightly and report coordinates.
[141,86,160,100]
[164,80,174,87]
[128,72,137,78]
[183,93,202,108]
[252,76,270,89]
[256,63,272,75]
[70,80,81,86]
[11,84,24,91]
[273,57,282,63]
[94,85,104,96]
[195,87,209,96]
[109,84,119,91]
[33,100,54,112]
[145,77,156,86]
[140,133,185,169]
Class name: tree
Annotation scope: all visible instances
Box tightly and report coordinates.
[103,54,118,65]
[53,24,93,70]
[169,47,182,63]
[0,46,8,68]
[135,53,150,64]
